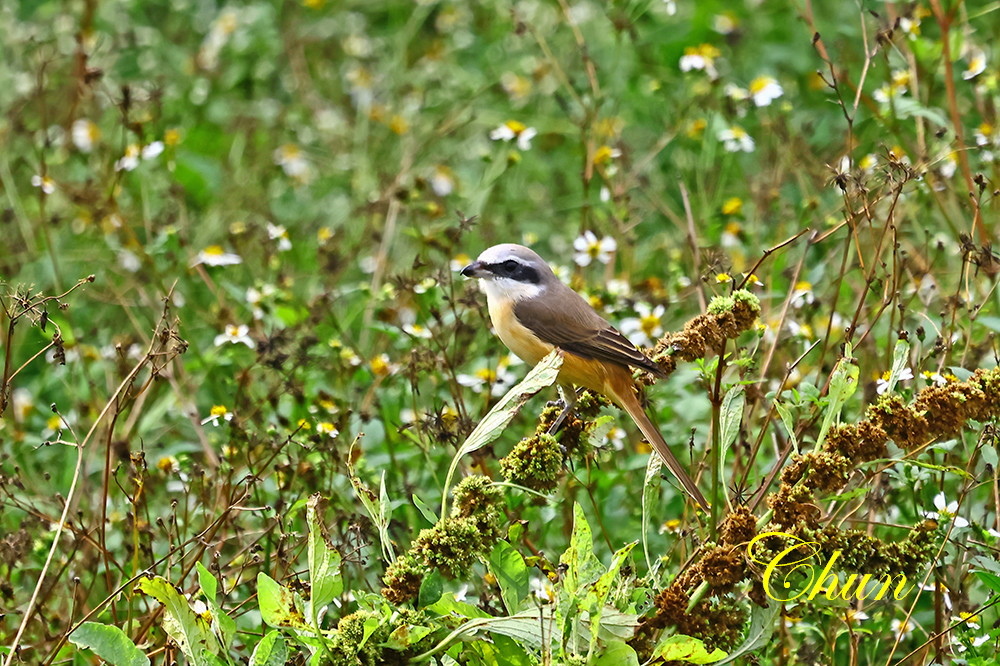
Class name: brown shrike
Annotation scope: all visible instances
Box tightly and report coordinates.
[462,243,708,510]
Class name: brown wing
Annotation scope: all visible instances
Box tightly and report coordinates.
[514,286,665,377]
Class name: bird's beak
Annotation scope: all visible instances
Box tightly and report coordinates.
[461,261,486,278]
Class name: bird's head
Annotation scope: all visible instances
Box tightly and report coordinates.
[460,244,555,301]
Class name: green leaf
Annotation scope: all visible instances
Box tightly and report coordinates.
[137,576,221,665]
[641,454,662,574]
[974,570,1000,595]
[719,386,745,453]
[654,635,727,663]
[442,350,563,517]
[360,615,381,648]
[69,622,150,666]
[489,541,529,614]
[584,541,638,654]
[592,641,640,666]
[815,345,859,451]
[256,573,307,629]
[248,631,287,666]
[197,562,236,652]
[412,493,439,525]
[418,569,444,608]
[585,414,616,449]
[307,494,343,617]
[773,400,798,453]
[382,624,432,650]
[561,503,604,595]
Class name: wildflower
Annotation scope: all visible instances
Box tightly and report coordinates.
[974,123,998,147]
[413,277,437,294]
[593,145,621,165]
[921,370,954,386]
[685,118,707,138]
[858,153,878,172]
[489,120,537,151]
[201,405,233,426]
[430,166,455,196]
[715,273,732,283]
[962,49,986,80]
[118,249,141,273]
[713,13,738,35]
[898,16,920,38]
[790,281,814,308]
[890,618,913,640]
[845,609,869,624]
[718,126,755,153]
[721,221,742,248]
[192,246,242,267]
[114,144,142,171]
[787,320,814,339]
[957,612,981,630]
[31,174,55,194]
[157,456,181,474]
[662,0,677,16]
[659,518,682,534]
[403,323,433,339]
[316,422,339,437]
[725,84,749,102]
[972,634,990,648]
[164,129,181,147]
[721,197,743,216]
[370,353,397,376]
[451,253,471,273]
[924,492,969,528]
[606,279,630,298]
[141,141,164,160]
[11,388,34,421]
[190,599,212,623]
[873,70,910,105]
[604,425,627,450]
[875,367,913,394]
[500,72,532,102]
[214,324,255,349]
[620,303,665,347]
[749,76,783,107]
[573,230,617,267]
[71,119,100,152]
[529,577,556,603]
[457,364,517,397]
[267,223,292,251]
[939,152,958,179]
[679,44,721,79]
[273,144,314,183]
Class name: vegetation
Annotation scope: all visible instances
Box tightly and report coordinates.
[1,0,999,664]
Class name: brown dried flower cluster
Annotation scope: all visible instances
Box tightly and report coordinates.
[649,290,761,378]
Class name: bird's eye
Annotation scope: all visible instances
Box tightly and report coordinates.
[502,260,518,273]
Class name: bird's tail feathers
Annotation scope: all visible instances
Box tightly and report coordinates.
[622,396,709,511]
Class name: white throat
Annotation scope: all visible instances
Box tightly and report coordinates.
[481,276,544,303]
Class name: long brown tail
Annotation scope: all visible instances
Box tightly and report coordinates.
[618,387,709,511]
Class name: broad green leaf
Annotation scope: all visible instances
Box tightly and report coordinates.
[256,573,307,629]
[719,386,745,453]
[69,622,150,666]
[442,350,562,516]
[197,562,236,652]
[586,415,616,449]
[641,454,662,574]
[561,503,604,594]
[137,576,221,665]
[307,494,343,616]
[426,592,493,620]
[418,569,444,608]
[773,400,798,453]
[815,345,859,451]
[585,541,638,654]
[412,493,439,525]
[654,635,727,663]
[974,570,1000,595]
[592,640,640,666]
[248,631,287,666]
[884,340,911,396]
[458,350,563,457]
[383,624,432,650]
[489,541,529,614]
[360,615,382,648]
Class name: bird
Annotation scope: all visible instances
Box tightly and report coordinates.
[461,243,709,510]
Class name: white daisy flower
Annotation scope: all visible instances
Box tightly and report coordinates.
[572,230,617,266]
[214,324,255,349]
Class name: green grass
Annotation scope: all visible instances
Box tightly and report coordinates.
[1,0,999,664]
